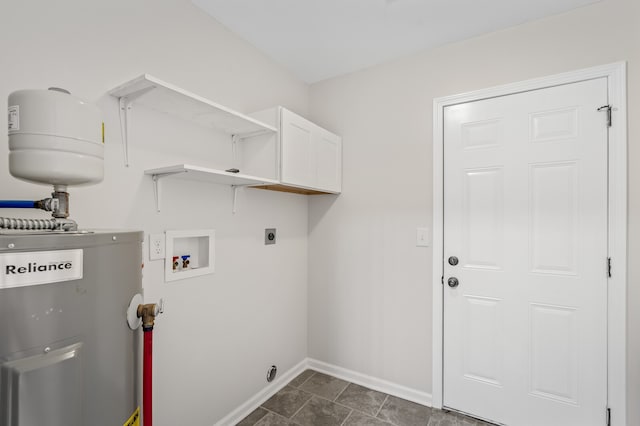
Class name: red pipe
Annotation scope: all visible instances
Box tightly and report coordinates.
[143,329,153,426]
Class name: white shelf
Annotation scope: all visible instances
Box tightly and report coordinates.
[144,164,278,186]
[145,164,278,212]
[109,74,277,166]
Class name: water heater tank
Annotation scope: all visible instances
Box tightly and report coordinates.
[8,88,104,187]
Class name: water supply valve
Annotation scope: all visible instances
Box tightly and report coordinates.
[127,294,163,331]
[137,302,162,331]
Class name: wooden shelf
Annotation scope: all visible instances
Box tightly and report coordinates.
[250,184,336,195]
[144,164,279,212]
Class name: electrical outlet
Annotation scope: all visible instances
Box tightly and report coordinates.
[149,233,165,260]
[265,228,276,245]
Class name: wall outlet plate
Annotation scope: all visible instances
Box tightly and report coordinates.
[149,233,165,260]
[265,228,276,245]
[416,227,430,247]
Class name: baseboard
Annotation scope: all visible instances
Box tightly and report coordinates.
[306,358,432,407]
[214,358,432,425]
[213,359,308,426]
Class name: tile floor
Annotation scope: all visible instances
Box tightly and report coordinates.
[237,370,494,426]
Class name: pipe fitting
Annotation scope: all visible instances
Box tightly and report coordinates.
[34,190,69,219]
[137,303,160,331]
[34,197,59,213]
[51,190,70,219]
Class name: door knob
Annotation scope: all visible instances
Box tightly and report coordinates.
[448,256,459,266]
[447,277,459,288]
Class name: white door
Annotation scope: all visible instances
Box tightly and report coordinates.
[443,78,608,425]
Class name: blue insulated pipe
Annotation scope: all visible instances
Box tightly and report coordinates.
[0,200,36,208]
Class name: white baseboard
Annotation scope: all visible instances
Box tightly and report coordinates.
[213,358,432,426]
[306,358,432,407]
[213,359,308,426]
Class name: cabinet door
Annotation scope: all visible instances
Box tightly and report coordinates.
[314,127,342,193]
[280,109,315,188]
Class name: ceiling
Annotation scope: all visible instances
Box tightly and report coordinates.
[192,0,601,84]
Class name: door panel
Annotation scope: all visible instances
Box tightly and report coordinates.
[529,303,578,405]
[463,295,503,387]
[443,78,608,425]
[463,168,504,270]
[529,162,578,275]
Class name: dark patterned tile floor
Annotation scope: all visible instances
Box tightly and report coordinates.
[236,370,494,426]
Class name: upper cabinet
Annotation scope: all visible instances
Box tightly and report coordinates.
[251,107,342,195]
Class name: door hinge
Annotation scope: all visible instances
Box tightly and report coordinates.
[606,407,611,426]
[598,105,612,127]
[441,276,444,285]
[608,257,612,278]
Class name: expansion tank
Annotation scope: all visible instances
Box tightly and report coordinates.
[0,231,142,426]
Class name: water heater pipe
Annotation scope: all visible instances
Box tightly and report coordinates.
[0,190,77,231]
[0,217,77,231]
[143,329,153,426]
[137,303,160,426]
[0,200,36,208]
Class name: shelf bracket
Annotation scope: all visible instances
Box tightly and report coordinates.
[231,184,254,215]
[231,134,240,169]
[118,97,131,167]
[151,170,186,212]
[116,87,154,167]
[231,185,240,215]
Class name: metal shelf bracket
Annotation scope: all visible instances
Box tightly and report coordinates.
[231,134,240,169]
[151,171,185,212]
[117,87,154,167]
[232,185,241,215]
[231,184,254,215]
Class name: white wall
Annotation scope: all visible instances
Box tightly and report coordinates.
[0,1,309,425]
[308,0,640,422]
[4,0,639,424]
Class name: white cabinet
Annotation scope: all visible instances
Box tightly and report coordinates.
[252,107,342,194]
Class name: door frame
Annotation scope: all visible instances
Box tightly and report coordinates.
[431,62,627,424]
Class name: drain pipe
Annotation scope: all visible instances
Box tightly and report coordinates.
[137,303,161,426]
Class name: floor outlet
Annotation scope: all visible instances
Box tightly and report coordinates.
[149,233,165,260]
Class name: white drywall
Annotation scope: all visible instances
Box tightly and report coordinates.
[308,0,639,423]
[0,0,309,424]
[3,0,639,424]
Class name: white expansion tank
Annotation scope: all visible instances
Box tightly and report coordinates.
[8,88,104,187]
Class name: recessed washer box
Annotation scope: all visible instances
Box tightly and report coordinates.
[165,229,215,282]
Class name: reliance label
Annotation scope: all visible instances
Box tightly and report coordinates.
[0,249,83,289]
